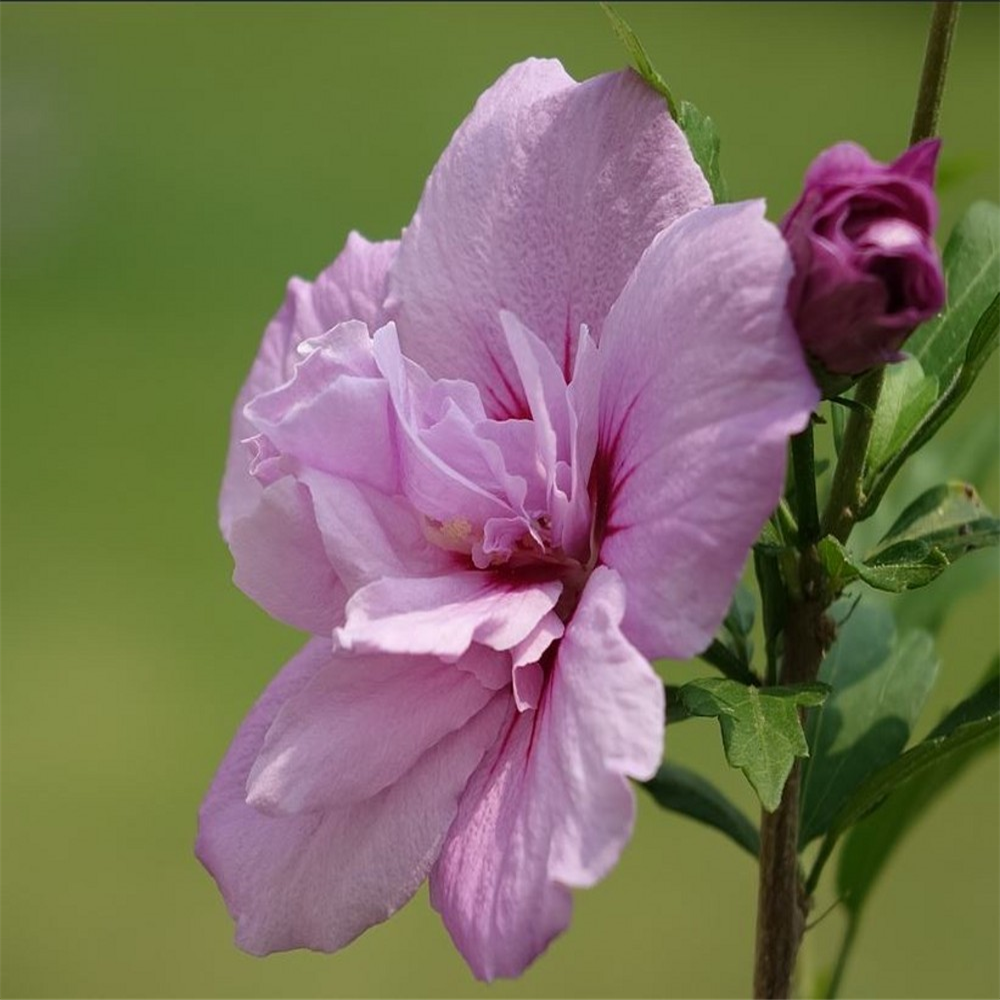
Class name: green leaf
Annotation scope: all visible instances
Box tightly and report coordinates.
[663,684,692,725]
[799,602,938,845]
[721,581,755,665]
[679,678,829,812]
[862,202,1000,517]
[818,482,999,595]
[866,358,938,474]
[867,480,1000,566]
[852,384,1000,633]
[817,535,947,594]
[676,100,728,202]
[754,518,785,555]
[908,201,1000,386]
[599,2,676,109]
[860,540,948,591]
[698,638,757,684]
[642,762,760,858]
[753,547,788,684]
[808,668,999,896]
[830,397,849,457]
[599,2,727,201]
[818,536,948,594]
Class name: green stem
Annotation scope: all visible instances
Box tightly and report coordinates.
[791,423,821,545]
[753,766,807,999]
[804,833,835,898]
[909,1,960,146]
[825,915,860,1000]
[821,368,884,542]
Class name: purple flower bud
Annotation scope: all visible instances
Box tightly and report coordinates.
[782,139,946,376]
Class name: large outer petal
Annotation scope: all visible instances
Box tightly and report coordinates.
[430,568,663,981]
[196,638,508,956]
[388,59,711,413]
[596,201,819,660]
[220,233,397,539]
[246,647,500,815]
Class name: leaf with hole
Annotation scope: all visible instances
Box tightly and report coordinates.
[867,481,999,567]
[818,535,947,594]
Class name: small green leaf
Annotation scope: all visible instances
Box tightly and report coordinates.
[663,684,692,725]
[725,581,755,642]
[676,100,728,202]
[817,536,946,594]
[720,581,755,666]
[799,602,938,845]
[867,481,1000,567]
[754,518,785,555]
[699,639,758,685]
[599,2,727,201]
[860,541,947,592]
[817,536,857,594]
[862,201,1000,517]
[700,578,758,685]
[599,2,676,109]
[642,762,760,858]
[871,413,1000,636]
[680,678,829,812]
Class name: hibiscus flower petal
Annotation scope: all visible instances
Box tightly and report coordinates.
[299,469,453,592]
[196,638,508,957]
[371,324,523,526]
[388,60,711,413]
[596,201,820,659]
[428,700,573,981]
[336,572,562,660]
[429,567,663,980]
[220,233,397,538]
[228,477,346,635]
[247,647,502,815]
[510,611,564,669]
[245,322,398,496]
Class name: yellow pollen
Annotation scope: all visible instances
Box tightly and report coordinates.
[423,515,478,554]
[440,517,473,544]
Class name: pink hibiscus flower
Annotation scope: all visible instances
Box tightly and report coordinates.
[198,59,819,980]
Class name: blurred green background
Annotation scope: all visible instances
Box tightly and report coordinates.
[2,3,998,997]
